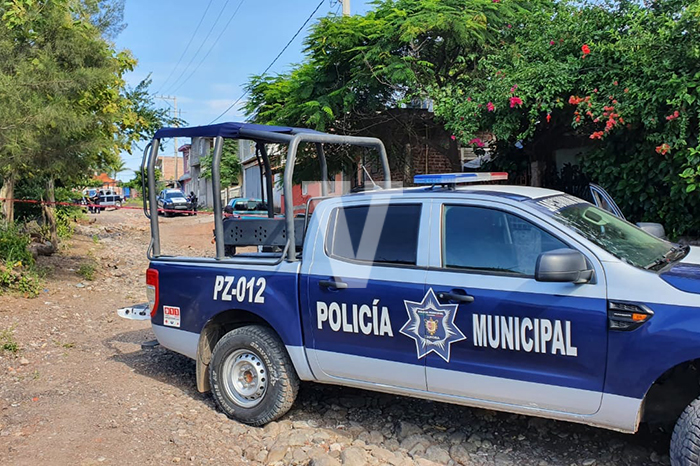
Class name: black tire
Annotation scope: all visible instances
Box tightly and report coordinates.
[209,325,298,426]
[671,397,700,465]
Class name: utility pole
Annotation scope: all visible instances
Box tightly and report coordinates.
[341,0,350,17]
[156,95,179,184]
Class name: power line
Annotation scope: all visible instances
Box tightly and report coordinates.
[171,0,246,95]
[155,0,215,94]
[209,0,326,124]
[164,0,233,94]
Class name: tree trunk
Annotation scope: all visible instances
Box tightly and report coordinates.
[0,170,16,223]
[447,138,462,172]
[41,177,59,254]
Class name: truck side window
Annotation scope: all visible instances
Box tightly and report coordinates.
[326,204,421,265]
[443,205,568,276]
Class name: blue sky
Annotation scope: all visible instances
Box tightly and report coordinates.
[115,0,372,179]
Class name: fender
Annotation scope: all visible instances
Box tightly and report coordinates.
[605,301,700,400]
[193,307,315,393]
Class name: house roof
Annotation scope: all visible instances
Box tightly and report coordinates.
[94,173,116,184]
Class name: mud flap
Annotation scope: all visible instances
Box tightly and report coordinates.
[196,325,223,393]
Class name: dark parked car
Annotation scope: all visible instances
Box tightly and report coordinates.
[157,189,193,216]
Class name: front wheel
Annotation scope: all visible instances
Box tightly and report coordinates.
[671,397,700,465]
[209,325,298,426]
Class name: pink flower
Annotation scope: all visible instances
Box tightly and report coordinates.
[507,24,512,28]
[581,44,590,56]
[666,110,680,121]
[486,102,495,112]
[450,135,456,141]
[469,138,485,148]
[467,97,472,102]
[509,96,523,108]
[549,40,555,45]
[510,84,518,93]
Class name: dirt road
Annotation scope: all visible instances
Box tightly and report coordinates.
[0,209,672,465]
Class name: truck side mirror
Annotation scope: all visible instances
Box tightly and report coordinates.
[535,249,593,284]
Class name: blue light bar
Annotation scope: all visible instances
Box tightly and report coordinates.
[413,172,508,185]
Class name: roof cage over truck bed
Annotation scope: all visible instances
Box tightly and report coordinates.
[142,122,392,263]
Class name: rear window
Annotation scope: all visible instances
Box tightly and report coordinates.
[232,200,265,211]
[325,204,421,265]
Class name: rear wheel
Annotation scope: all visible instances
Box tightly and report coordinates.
[209,325,298,426]
[671,397,700,465]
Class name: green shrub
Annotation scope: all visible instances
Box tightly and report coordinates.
[0,263,41,296]
[0,223,34,266]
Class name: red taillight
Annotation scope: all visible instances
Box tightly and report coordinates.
[146,268,159,318]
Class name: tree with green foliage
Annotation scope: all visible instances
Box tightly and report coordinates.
[0,0,172,249]
[432,0,700,237]
[247,0,700,237]
[121,167,163,198]
[200,139,241,188]
[245,0,527,181]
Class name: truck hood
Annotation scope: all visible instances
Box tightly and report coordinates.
[660,246,700,294]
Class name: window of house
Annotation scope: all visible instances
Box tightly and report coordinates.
[442,205,569,276]
[326,204,421,265]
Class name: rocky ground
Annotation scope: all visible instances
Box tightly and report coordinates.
[0,208,674,465]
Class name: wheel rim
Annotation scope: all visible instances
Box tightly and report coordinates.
[221,349,268,408]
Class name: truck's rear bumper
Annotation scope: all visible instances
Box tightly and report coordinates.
[117,303,150,320]
[152,324,199,360]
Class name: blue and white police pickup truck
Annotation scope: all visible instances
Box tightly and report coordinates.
[121,122,700,466]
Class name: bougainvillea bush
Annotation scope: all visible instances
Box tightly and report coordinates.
[433,0,700,237]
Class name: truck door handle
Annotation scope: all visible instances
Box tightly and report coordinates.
[319,279,348,290]
[437,291,475,303]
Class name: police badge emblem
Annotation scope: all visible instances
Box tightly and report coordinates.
[400,288,466,362]
[425,317,438,336]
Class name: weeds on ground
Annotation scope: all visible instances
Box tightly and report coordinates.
[0,223,34,266]
[0,328,19,353]
[0,223,42,296]
[92,234,99,244]
[0,261,42,296]
[77,263,96,281]
[57,205,84,239]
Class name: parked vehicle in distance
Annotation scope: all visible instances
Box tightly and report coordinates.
[122,122,700,466]
[98,193,122,210]
[157,189,193,216]
[227,198,270,217]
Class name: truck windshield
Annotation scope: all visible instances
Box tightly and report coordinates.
[530,195,678,270]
